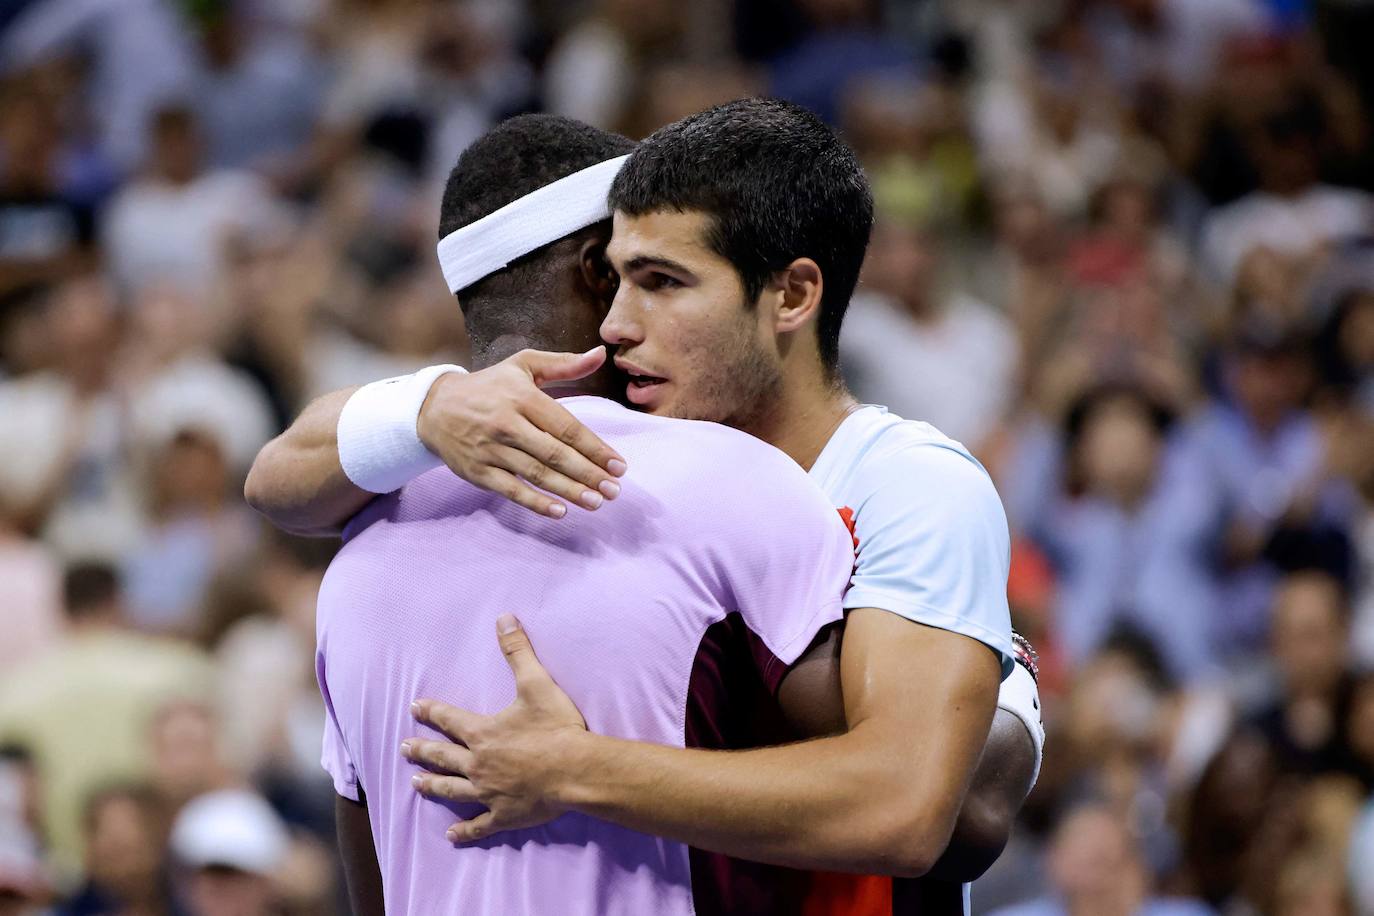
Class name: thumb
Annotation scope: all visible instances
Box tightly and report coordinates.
[496,614,549,691]
[516,347,607,387]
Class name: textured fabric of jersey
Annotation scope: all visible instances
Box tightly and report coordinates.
[315,395,854,915]
[809,404,1015,675]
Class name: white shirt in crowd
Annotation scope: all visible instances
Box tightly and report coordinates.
[102,170,291,298]
[840,290,1018,451]
[1203,185,1374,285]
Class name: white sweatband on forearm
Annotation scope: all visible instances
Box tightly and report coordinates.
[337,364,467,494]
[997,663,1045,789]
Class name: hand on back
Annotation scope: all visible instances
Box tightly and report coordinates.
[417,347,627,518]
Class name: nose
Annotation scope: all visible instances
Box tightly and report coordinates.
[600,284,643,348]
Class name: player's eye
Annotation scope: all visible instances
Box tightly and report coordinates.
[644,272,682,291]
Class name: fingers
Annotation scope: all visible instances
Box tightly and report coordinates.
[475,468,568,519]
[492,442,607,511]
[495,614,551,692]
[522,396,627,487]
[411,698,482,743]
[401,738,474,776]
[516,347,607,386]
[411,772,479,804]
[446,811,498,844]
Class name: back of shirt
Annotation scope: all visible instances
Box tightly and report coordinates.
[315,396,854,916]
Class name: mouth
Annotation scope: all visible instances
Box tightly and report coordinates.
[625,373,667,406]
[616,359,669,406]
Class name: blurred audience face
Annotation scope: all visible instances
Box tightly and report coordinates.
[152,430,230,516]
[860,220,937,316]
[1066,648,1162,762]
[1228,344,1311,431]
[0,87,59,185]
[1077,393,1162,508]
[129,282,209,365]
[1336,292,1374,373]
[1273,852,1352,916]
[0,290,54,377]
[993,184,1059,262]
[1047,804,1148,915]
[185,865,272,916]
[150,109,204,185]
[1346,675,1374,772]
[47,276,119,387]
[84,788,164,902]
[1270,573,1348,698]
[149,702,229,808]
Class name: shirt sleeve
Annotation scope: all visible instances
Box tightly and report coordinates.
[716,449,855,676]
[845,443,1015,677]
[315,651,360,802]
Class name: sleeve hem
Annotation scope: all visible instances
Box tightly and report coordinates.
[325,767,360,802]
[842,588,1015,678]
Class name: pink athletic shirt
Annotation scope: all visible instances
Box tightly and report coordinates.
[315,396,855,915]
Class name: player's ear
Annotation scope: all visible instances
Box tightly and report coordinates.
[773,258,823,334]
[579,237,618,305]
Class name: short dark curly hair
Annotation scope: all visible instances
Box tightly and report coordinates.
[437,115,635,358]
[609,98,874,377]
[438,114,636,240]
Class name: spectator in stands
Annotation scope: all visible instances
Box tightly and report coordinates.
[1247,571,1356,776]
[60,784,171,916]
[0,563,212,879]
[987,800,1214,916]
[168,790,288,916]
[0,78,95,297]
[841,215,1017,453]
[0,275,142,561]
[101,106,290,299]
[1036,385,1220,679]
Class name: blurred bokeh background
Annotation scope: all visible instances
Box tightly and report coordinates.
[0,0,1372,913]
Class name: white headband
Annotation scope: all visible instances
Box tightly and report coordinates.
[436,154,630,294]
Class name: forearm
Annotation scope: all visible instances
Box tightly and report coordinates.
[555,721,961,877]
[244,387,371,536]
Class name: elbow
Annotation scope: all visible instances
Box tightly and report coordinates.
[928,795,1013,882]
[881,832,944,880]
[864,806,951,879]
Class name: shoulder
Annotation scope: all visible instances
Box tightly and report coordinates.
[844,413,1000,508]
[576,397,814,483]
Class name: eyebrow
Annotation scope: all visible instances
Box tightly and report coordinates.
[619,254,695,277]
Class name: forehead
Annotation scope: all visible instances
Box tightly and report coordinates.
[606,209,717,267]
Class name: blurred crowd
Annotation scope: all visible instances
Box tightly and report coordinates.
[0,0,1372,914]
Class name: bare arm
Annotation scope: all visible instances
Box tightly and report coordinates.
[335,791,384,916]
[776,626,1037,885]
[408,609,1001,877]
[244,348,628,536]
[245,386,366,537]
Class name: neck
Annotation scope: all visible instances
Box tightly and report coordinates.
[746,358,858,471]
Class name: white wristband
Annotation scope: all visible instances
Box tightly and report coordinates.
[997,663,1045,789]
[337,364,467,494]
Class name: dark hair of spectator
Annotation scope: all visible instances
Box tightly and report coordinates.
[609,98,875,377]
[62,562,120,621]
[1064,382,1176,449]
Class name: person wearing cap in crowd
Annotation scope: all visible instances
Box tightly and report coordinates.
[170,789,289,916]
